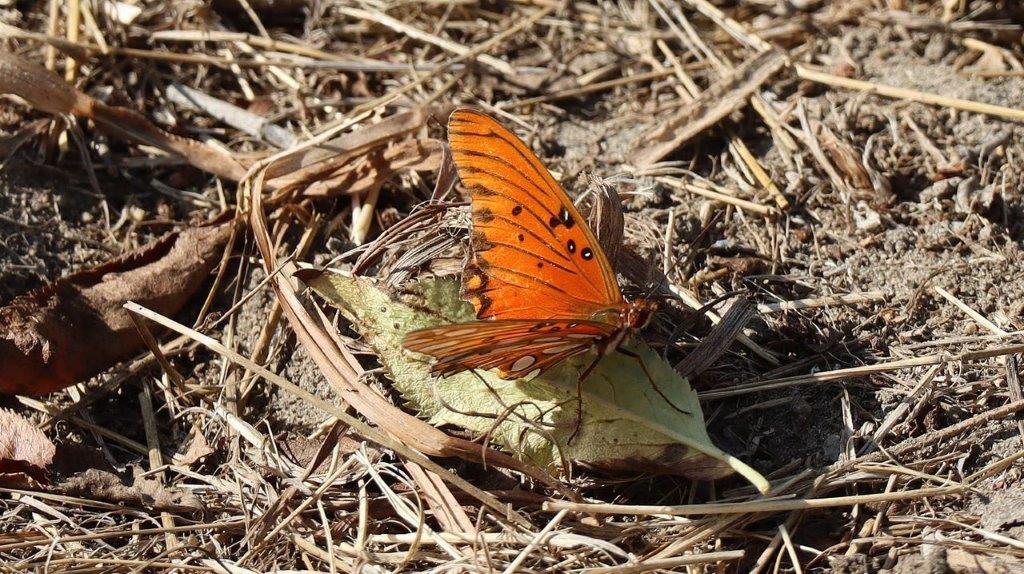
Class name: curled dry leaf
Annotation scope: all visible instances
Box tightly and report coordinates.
[265,109,436,195]
[307,272,770,492]
[302,138,444,197]
[0,409,55,486]
[0,222,233,395]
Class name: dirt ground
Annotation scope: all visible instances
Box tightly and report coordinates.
[2,1,1024,572]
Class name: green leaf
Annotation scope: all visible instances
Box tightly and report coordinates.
[307,272,769,494]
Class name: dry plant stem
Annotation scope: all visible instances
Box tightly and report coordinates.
[701,344,1024,400]
[335,5,554,125]
[63,0,80,82]
[730,133,790,210]
[678,0,773,52]
[837,398,1024,473]
[337,7,515,77]
[779,523,805,574]
[3,23,439,72]
[149,30,377,63]
[864,364,941,455]
[795,64,1024,122]
[17,396,148,455]
[545,485,963,516]
[585,550,746,573]
[122,302,532,530]
[757,291,886,314]
[659,177,778,216]
[404,462,477,536]
[129,312,188,397]
[138,381,179,553]
[506,69,676,109]
[0,519,245,553]
[650,12,788,210]
[44,0,58,70]
[501,509,569,574]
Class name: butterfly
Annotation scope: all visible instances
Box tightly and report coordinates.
[403,108,669,401]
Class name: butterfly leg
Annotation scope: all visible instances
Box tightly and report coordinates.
[617,348,692,416]
[567,353,604,444]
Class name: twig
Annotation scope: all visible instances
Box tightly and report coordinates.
[337,6,516,77]
[138,381,179,552]
[757,291,886,314]
[631,50,787,167]
[506,69,676,108]
[544,486,963,516]
[659,177,778,217]
[501,509,569,574]
[795,64,1024,123]
[584,550,745,573]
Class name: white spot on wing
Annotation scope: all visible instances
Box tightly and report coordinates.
[510,356,536,372]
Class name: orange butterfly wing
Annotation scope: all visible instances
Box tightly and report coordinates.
[448,109,624,321]
[403,320,614,378]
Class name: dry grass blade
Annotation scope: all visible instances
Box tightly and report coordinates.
[585,550,745,573]
[545,485,964,516]
[795,64,1024,122]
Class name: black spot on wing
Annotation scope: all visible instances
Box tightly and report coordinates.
[559,206,575,228]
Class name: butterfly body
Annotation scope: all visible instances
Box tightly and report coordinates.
[403,108,656,381]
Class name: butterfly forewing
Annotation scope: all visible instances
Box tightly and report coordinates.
[448,109,623,321]
[403,320,613,379]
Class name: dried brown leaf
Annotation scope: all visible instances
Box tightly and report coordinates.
[584,176,625,268]
[176,426,216,467]
[0,222,233,395]
[303,138,444,197]
[0,409,55,486]
[265,109,432,191]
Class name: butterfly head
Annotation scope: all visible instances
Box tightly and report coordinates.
[624,299,658,331]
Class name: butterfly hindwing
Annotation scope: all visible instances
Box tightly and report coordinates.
[403,320,614,379]
[448,109,623,321]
